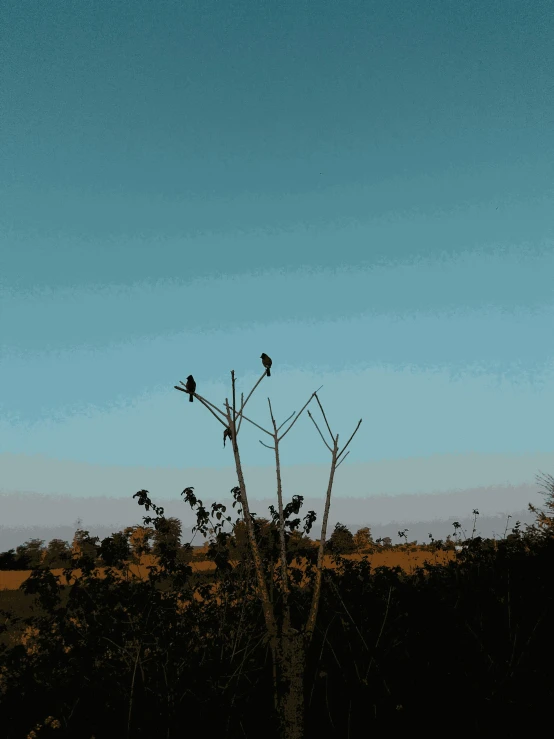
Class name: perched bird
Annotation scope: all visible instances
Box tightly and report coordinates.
[185,374,196,402]
[260,353,272,377]
[223,427,232,448]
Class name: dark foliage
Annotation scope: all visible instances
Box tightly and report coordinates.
[0,489,553,738]
[99,532,131,568]
[325,522,356,554]
[0,549,26,570]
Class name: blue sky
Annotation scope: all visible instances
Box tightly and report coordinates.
[1,1,553,539]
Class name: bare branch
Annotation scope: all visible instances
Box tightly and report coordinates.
[259,439,276,450]
[278,388,320,442]
[266,405,292,617]
[277,411,295,432]
[306,409,333,453]
[222,400,279,660]
[175,386,229,428]
[335,450,350,470]
[177,382,229,421]
[236,392,245,434]
[197,396,230,428]
[232,370,237,427]
[336,419,362,462]
[174,366,280,677]
[305,438,339,643]
[200,396,229,420]
[239,371,267,416]
[231,408,273,438]
[314,392,334,443]
[267,397,276,426]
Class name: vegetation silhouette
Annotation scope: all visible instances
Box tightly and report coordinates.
[0,366,553,736]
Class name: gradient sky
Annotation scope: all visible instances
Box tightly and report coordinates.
[1,1,553,537]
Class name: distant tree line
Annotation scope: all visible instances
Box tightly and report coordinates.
[0,517,190,570]
[6,513,526,572]
[0,520,386,570]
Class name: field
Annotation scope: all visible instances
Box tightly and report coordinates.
[0,548,456,592]
[0,549,457,650]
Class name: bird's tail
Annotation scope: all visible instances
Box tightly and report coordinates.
[189,394,194,402]
[266,368,271,377]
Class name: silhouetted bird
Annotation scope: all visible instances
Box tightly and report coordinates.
[260,353,272,377]
[223,427,232,447]
[185,375,196,402]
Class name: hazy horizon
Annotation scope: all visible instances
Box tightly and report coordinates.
[1,451,549,551]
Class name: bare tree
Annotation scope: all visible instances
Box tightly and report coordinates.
[174,362,362,738]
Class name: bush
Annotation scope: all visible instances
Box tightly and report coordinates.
[15,539,45,569]
[325,522,356,554]
[0,550,24,570]
[42,539,72,569]
[99,533,131,567]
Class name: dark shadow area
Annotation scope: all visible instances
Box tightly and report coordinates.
[0,481,552,738]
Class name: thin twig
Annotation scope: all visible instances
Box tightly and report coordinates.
[269,407,292,629]
[236,392,246,434]
[309,616,336,707]
[314,392,334,443]
[375,586,392,649]
[268,397,275,425]
[337,418,363,462]
[305,437,339,643]
[259,440,276,450]
[176,383,229,422]
[328,578,369,651]
[335,450,350,470]
[307,409,333,452]
[234,410,273,437]
[195,395,229,428]
[127,643,142,738]
[277,411,295,432]
[236,371,267,428]
[232,370,237,428]
[278,388,321,442]
[194,392,230,421]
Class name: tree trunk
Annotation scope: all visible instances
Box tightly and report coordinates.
[277,628,306,739]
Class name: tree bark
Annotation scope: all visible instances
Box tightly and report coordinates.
[277,628,306,739]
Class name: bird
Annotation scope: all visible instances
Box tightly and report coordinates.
[260,353,272,377]
[223,427,232,447]
[185,375,196,402]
